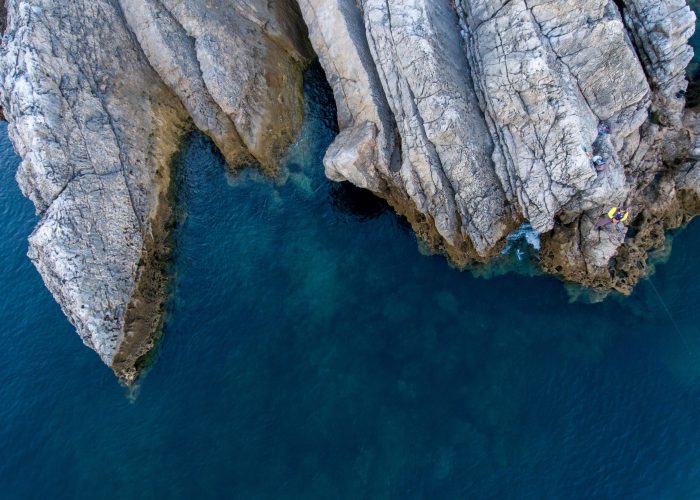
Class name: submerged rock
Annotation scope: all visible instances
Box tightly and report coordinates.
[0,0,699,380]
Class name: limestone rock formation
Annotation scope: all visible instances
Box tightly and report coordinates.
[299,0,516,260]
[0,0,310,382]
[297,0,700,292]
[1,0,699,381]
[0,0,189,383]
[119,0,312,171]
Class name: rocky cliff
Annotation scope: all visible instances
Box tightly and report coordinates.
[298,0,700,290]
[0,0,698,381]
[0,0,310,382]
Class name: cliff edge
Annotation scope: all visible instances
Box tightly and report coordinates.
[0,0,310,382]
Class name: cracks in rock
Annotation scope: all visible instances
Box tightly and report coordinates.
[454,1,523,210]
[611,0,655,87]
[35,2,147,235]
[523,0,600,122]
[360,0,412,172]
[473,0,515,32]
[374,0,468,240]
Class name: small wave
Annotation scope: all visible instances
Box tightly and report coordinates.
[502,223,541,255]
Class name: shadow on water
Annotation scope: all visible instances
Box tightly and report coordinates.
[302,60,340,136]
[328,181,390,222]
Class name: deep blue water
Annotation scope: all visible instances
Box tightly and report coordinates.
[2,64,700,498]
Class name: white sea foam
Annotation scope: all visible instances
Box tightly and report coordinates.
[502,223,541,255]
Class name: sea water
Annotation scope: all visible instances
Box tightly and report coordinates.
[1,65,700,498]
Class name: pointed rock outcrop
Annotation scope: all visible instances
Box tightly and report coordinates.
[0,0,311,382]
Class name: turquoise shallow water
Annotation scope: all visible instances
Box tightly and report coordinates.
[2,65,700,498]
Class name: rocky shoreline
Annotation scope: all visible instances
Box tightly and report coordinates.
[299,0,700,295]
[0,0,698,381]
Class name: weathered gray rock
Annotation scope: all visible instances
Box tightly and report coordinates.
[0,0,312,382]
[118,0,249,167]
[299,0,699,292]
[454,0,654,274]
[361,0,514,254]
[120,0,312,171]
[150,0,312,171]
[622,0,696,125]
[0,0,189,382]
[299,0,516,258]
